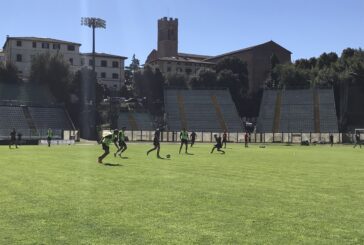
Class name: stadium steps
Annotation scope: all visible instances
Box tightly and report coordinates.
[177,91,188,129]
[210,95,228,131]
[313,90,320,133]
[272,90,282,133]
[127,113,139,130]
[21,106,37,131]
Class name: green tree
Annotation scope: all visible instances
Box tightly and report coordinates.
[29,53,71,102]
[133,65,165,115]
[167,74,188,88]
[214,57,249,93]
[129,54,140,73]
[0,62,20,83]
[317,52,338,69]
[273,64,311,88]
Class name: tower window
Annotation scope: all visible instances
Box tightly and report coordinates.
[16,54,22,62]
[16,40,22,47]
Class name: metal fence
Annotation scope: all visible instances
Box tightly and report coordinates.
[101,130,361,144]
[0,129,79,141]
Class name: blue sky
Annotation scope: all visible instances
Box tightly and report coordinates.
[1,0,363,65]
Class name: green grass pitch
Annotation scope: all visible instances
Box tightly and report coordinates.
[1,143,364,244]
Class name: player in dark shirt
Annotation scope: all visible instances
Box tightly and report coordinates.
[329,134,334,147]
[112,129,119,150]
[244,132,249,148]
[9,128,18,149]
[222,131,227,148]
[190,131,197,147]
[147,129,161,158]
[115,127,127,157]
[211,134,225,154]
[354,132,362,148]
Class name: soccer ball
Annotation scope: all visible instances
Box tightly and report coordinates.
[166,154,171,159]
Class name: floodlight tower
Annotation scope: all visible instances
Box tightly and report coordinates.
[81,17,106,71]
[79,17,106,140]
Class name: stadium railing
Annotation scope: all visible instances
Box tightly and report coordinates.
[0,129,78,141]
[101,130,347,144]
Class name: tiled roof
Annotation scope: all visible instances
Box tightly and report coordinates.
[205,40,292,61]
[81,52,127,59]
[3,36,81,49]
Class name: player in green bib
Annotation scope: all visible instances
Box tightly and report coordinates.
[98,133,113,163]
[47,128,53,147]
[114,127,128,157]
[179,128,189,154]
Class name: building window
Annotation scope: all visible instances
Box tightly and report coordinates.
[177,62,181,65]
[101,60,107,67]
[89,59,93,66]
[53,43,60,49]
[42,43,49,49]
[32,42,36,48]
[16,40,22,47]
[69,58,73,65]
[81,58,85,66]
[16,54,22,62]
[185,68,192,74]
[101,72,106,78]
[167,67,171,72]
[112,61,119,68]
[67,45,75,51]
[112,73,119,79]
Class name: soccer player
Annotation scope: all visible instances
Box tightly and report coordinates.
[179,128,189,154]
[47,128,53,147]
[9,128,18,149]
[147,129,161,158]
[244,132,249,148]
[211,134,225,154]
[222,131,227,148]
[353,132,362,148]
[112,129,119,150]
[190,131,197,147]
[98,133,113,163]
[114,127,127,157]
[329,134,334,147]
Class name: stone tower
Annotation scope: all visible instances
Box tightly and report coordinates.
[157,17,178,58]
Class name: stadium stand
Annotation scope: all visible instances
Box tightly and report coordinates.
[256,90,278,133]
[0,83,75,140]
[117,112,154,130]
[257,89,338,133]
[164,89,242,131]
[28,107,74,129]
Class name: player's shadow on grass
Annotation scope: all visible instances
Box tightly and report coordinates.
[103,163,123,167]
[157,157,171,160]
[185,152,194,155]
[119,156,129,159]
